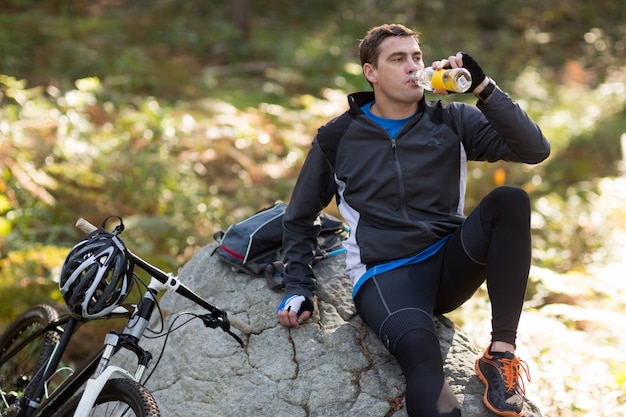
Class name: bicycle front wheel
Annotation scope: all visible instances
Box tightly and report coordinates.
[59,378,160,417]
[0,304,60,412]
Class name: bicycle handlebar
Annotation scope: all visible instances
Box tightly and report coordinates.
[75,217,99,234]
[75,218,252,341]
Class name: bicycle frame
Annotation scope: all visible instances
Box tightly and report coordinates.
[8,217,246,417]
[0,312,111,416]
[30,343,104,417]
[16,308,132,417]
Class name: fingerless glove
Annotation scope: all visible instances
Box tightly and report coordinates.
[460,52,486,93]
[276,295,314,317]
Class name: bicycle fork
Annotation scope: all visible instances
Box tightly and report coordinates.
[73,277,168,416]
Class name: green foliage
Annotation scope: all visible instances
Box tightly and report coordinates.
[0,73,307,261]
[1,5,625,414]
[0,244,67,321]
[1,0,626,321]
[532,176,626,272]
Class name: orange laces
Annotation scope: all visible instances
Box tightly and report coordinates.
[499,355,531,394]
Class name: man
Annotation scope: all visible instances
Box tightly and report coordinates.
[276,23,550,417]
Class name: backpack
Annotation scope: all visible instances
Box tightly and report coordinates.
[212,202,348,290]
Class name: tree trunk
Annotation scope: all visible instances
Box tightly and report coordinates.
[232,0,250,39]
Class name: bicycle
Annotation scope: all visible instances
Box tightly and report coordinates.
[0,216,250,417]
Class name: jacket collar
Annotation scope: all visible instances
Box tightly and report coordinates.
[347,91,426,116]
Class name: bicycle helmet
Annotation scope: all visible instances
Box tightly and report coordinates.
[59,217,134,319]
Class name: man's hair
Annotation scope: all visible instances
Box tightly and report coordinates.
[359,23,420,68]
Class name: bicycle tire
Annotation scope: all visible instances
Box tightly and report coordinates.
[57,378,160,417]
[0,304,60,414]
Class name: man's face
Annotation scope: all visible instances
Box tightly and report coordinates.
[364,35,425,104]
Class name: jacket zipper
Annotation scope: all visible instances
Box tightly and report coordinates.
[390,139,410,220]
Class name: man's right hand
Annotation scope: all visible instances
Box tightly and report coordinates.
[276,295,314,328]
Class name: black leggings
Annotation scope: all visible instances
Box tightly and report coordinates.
[353,186,531,417]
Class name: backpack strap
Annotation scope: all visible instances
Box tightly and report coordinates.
[264,261,285,291]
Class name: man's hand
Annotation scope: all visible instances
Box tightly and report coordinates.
[276,295,313,328]
[458,52,487,93]
[430,51,488,95]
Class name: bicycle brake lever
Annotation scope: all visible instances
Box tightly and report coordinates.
[199,312,245,348]
[199,311,224,329]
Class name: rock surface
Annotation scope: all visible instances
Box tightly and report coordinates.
[131,244,542,416]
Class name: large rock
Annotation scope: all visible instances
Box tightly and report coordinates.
[133,244,542,416]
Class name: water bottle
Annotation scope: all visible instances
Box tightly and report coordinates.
[410,67,472,93]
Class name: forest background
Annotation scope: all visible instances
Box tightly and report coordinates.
[1,1,626,416]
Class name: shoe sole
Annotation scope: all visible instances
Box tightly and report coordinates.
[474,358,524,417]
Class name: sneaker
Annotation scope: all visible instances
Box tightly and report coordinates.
[475,347,531,417]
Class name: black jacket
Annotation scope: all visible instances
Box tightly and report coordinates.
[282,88,550,299]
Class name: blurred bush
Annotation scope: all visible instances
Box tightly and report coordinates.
[1,0,626,325]
[0,244,67,319]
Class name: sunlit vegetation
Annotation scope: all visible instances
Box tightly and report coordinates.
[1,1,626,414]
